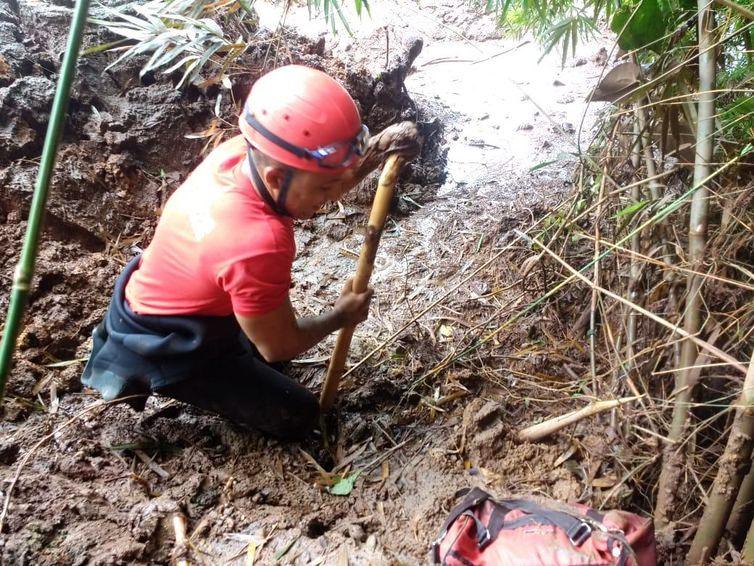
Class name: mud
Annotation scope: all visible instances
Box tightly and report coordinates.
[1,0,632,564]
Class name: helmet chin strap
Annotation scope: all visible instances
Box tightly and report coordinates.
[247,147,292,217]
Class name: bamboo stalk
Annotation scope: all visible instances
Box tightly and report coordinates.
[656,0,717,529]
[687,347,754,564]
[0,0,91,402]
[172,513,189,566]
[589,170,607,394]
[636,104,664,202]
[744,516,754,563]
[517,396,642,443]
[725,455,754,546]
[320,155,404,411]
[626,110,644,381]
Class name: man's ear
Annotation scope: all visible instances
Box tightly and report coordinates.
[262,166,286,193]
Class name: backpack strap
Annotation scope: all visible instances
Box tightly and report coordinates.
[437,488,492,539]
[490,499,593,547]
[432,488,492,563]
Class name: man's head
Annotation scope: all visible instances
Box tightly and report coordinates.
[249,148,354,219]
[239,65,368,219]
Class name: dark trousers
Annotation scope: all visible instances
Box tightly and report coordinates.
[154,344,319,440]
[82,256,319,440]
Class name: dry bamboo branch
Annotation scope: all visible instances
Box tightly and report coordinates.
[517,396,642,442]
[172,513,189,566]
[526,233,746,374]
[687,347,754,564]
[715,0,754,20]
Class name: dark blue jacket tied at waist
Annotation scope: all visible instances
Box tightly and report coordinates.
[81,256,242,410]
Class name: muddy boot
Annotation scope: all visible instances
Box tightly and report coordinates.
[81,323,150,411]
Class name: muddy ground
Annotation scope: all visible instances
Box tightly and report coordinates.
[0,0,645,564]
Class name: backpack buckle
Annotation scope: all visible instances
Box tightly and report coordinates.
[569,522,592,546]
[477,527,492,549]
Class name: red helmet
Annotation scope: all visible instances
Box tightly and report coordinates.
[239,65,369,174]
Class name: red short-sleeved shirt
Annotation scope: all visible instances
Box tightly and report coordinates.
[125,135,295,317]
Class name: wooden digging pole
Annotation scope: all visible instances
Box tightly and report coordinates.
[319,155,404,411]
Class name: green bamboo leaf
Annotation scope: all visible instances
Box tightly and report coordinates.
[615,200,648,218]
[141,42,171,76]
[331,0,353,35]
[610,0,667,52]
[328,471,361,496]
[234,0,254,15]
[111,9,161,32]
[529,159,559,172]
[274,538,298,562]
[81,38,130,56]
[163,53,199,75]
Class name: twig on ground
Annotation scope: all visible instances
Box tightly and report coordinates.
[172,512,189,566]
[135,449,171,480]
[517,396,643,442]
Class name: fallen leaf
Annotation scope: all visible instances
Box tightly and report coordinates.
[439,324,454,339]
[381,461,389,482]
[592,476,618,488]
[274,537,297,562]
[553,443,578,468]
[328,471,361,496]
[49,383,59,415]
[246,540,257,565]
[589,62,641,102]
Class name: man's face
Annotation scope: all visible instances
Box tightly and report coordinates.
[264,166,353,219]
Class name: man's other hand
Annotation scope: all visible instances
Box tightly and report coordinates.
[354,122,422,180]
[371,121,422,161]
[334,278,374,327]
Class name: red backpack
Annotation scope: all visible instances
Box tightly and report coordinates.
[432,488,656,565]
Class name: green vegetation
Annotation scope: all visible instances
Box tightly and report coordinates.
[471,0,754,561]
[88,0,363,86]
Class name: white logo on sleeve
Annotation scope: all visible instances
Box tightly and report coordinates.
[188,208,216,241]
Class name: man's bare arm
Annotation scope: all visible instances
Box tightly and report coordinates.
[236,279,373,363]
